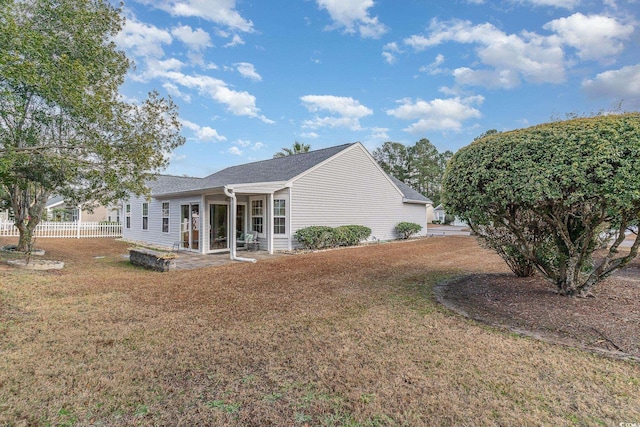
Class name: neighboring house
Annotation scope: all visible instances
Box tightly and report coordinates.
[45,196,120,223]
[434,204,446,222]
[433,204,467,226]
[122,142,433,256]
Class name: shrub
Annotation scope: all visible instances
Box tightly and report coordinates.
[294,225,372,249]
[442,113,640,296]
[395,222,422,239]
[333,225,371,246]
[293,226,334,249]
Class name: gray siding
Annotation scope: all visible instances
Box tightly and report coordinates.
[291,144,427,242]
[122,194,202,250]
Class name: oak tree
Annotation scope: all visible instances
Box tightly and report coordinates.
[0,0,185,251]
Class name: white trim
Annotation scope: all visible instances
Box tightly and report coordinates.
[200,194,206,254]
[161,201,170,233]
[273,198,286,235]
[288,187,293,251]
[268,193,274,255]
[249,196,266,238]
[141,202,149,231]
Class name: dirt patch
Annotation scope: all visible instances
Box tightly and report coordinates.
[435,269,640,362]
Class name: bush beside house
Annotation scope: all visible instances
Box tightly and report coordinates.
[395,222,422,239]
[294,225,371,250]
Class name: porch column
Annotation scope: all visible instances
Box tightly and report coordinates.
[268,192,274,254]
[200,194,206,254]
[228,192,237,260]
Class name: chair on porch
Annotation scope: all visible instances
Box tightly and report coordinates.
[245,231,259,251]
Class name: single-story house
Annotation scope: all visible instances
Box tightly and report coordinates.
[122,142,433,256]
[433,204,446,223]
[433,204,467,226]
[45,195,120,223]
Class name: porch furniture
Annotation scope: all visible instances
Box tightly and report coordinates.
[245,231,259,251]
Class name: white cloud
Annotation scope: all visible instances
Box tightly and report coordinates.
[386,96,484,133]
[228,146,243,155]
[300,132,320,139]
[300,95,373,130]
[370,127,390,140]
[582,64,640,105]
[171,25,212,51]
[382,42,401,64]
[235,62,262,81]
[113,18,172,58]
[138,0,254,33]
[181,119,227,142]
[401,15,633,90]
[516,0,581,9]
[316,0,388,38]
[252,142,266,150]
[404,19,565,87]
[419,54,445,75]
[156,71,273,123]
[224,34,245,47]
[163,82,192,102]
[543,13,633,61]
[453,67,521,89]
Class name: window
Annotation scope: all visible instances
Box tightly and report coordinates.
[142,202,148,230]
[162,202,170,233]
[125,204,131,229]
[251,199,263,234]
[274,199,286,234]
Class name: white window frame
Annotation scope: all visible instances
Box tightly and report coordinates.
[273,199,286,235]
[162,202,170,233]
[142,202,149,230]
[250,198,264,236]
[125,204,131,229]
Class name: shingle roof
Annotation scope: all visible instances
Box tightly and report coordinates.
[388,176,433,204]
[147,142,431,205]
[150,143,355,195]
[193,143,355,191]
[146,174,203,195]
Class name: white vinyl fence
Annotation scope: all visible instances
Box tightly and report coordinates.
[0,221,122,238]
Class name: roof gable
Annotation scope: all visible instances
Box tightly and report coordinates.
[197,143,354,190]
[147,142,431,205]
[388,176,433,204]
[151,143,355,195]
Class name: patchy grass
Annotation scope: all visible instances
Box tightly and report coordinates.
[0,236,639,426]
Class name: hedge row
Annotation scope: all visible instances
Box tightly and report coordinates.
[294,225,371,250]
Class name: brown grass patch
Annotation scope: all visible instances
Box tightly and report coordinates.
[0,236,639,426]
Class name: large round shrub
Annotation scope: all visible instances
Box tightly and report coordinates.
[442,113,640,296]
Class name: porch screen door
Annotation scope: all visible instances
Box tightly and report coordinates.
[209,204,228,250]
[236,205,245,241]
[180,204,200,250]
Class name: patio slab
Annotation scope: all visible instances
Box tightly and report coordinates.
[162,250,281,271]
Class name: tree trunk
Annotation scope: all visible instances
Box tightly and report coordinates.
[10,182,50,252]
[555,255,588,296]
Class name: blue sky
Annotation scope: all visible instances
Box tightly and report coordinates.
[113,0,640,177]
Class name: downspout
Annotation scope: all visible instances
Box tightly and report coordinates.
[224,186,257,263]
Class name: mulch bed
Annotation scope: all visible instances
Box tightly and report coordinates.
[435,267,640,362]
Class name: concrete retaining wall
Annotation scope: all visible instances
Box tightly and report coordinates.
[129,249,176,272]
